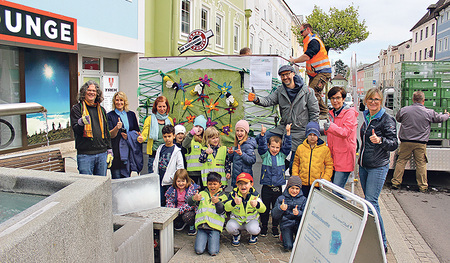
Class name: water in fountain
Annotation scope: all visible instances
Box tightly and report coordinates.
[0,191,47,224]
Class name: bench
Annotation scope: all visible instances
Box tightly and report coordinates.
[0,148,65,172]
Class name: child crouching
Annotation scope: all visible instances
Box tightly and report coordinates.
[225,172,266,246]
[272,176,307,251]
[187,172,227,256]
[165,169,199,235]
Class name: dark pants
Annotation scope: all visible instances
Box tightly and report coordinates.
[261,185,282,229]
[281,224,299,250]
[160,185,170,206]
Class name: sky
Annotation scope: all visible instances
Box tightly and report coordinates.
[284,0,434,67]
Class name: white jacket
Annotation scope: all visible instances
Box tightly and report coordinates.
[153,144,184,186]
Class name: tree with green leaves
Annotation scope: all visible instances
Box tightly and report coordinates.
[334,59,348,77]
[293,5,369,52]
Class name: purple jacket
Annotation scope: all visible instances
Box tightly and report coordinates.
[165,182,200,214]
[397,103,449,142]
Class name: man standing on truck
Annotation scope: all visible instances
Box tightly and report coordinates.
[391,91,450,192]
[288,23,332,119]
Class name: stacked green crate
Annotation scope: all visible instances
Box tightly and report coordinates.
[401,78,441,107]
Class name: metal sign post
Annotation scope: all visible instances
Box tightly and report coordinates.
[289,179,386,263]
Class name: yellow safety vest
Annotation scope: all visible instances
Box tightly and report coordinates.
[194,190,227,232]
[224,188,267,225]
[201,146,227,186]
[186,139,205,172]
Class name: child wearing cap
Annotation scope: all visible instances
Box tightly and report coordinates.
[182,115,207,186]
[224,172,266,246]
[187,172,228,256]
[292,121,333,197]
[257,123,292,238]
[272,176,307,252]
[227,119,257,187]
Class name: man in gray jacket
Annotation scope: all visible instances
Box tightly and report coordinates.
[391,91,450,192]
[248,65,319,169]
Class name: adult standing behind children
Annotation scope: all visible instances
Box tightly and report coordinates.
[248,65,319,168]
[107,91,142,178]
[288,23,332,119]
[359,87,398,252]
[257,123,292,238]
[292,121,333,197]
[70,80,112,177]
[138,96,173,173]
[391,91,450,192]
[323,87,358,194]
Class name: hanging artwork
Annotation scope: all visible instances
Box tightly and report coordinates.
[162,69,244,146]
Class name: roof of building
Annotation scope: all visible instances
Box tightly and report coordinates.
[410,0,446,31]
[332,74,347,81]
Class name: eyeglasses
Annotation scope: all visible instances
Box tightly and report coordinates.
[367,98,382,103]
[300,28,307,34]
[280,72,292,78]
[330,96,342,101]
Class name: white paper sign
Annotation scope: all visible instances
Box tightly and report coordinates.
[102,76,119,112]
[250,57,273,90]
[292,190,363,263]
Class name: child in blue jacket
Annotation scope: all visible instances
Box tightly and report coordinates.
[257,124,291,237]
[272,176,307,251]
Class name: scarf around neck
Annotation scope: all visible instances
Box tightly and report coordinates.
[82,100,105,138]
[149,112,171,140]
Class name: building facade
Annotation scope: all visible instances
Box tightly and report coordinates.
[145,0,245,57]
[435,1,450,61]
[379,39,412,88]
[0,0,144,153]
[330,74,348,88]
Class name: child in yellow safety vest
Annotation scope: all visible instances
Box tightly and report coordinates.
[199,127,231,188]
[187,172,228,256]
[224,172,266,246]
[182,115,207,186]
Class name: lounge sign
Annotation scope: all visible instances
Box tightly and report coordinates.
[0,1,77,50]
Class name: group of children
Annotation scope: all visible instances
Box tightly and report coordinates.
[150,113,334,255]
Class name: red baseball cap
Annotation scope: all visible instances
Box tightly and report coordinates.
[236,172,253,183]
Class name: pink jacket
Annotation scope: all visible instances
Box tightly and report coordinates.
[324,106,359,172]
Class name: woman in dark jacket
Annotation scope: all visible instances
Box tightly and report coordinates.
[107,91,142,178]
[359,88,398,252]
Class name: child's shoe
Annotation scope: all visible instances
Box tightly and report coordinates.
[260,226,268,237]
[249,235,258,244]
[188,225,197,236]
[232,232,241,246]
[272,227,280,238]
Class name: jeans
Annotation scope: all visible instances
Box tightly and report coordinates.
[281,225,298,250]
[359,164,389,247]
[160,185,169,206]
[195,228,220,255]
[148,155,155,174]
[333,171,351,198]
[77,152,107,176]
[110,169,122,179]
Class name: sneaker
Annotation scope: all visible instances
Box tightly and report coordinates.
[260,226,268,237]
[391,184,400,190]
[188,225,197,236]
[272,227,280,238]
[249,235,258,244]
[419,188,429,193]
[232,233,241,247]
[174,221,187,231]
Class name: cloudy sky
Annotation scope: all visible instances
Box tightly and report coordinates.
[284,0,434,67]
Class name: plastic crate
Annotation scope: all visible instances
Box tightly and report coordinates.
[424,99,440,107]
[441,88,450,98]
[429,128,445,139]
[403,78,440,89]
[441,98,449,108]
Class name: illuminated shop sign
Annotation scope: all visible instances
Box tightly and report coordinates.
[0,1,77,50]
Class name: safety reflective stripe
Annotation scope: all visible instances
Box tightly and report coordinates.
[195,215,224,228]
[200,146,227,186]
[186,140,204,171]
[197,207,217,214]
[311,58,330,67]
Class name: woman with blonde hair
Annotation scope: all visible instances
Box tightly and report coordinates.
[107,91,142,178]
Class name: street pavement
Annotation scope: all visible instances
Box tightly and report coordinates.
[59,141,440,262]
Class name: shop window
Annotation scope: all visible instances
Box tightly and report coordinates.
[82,57,100,70]
[104,58,119,73]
